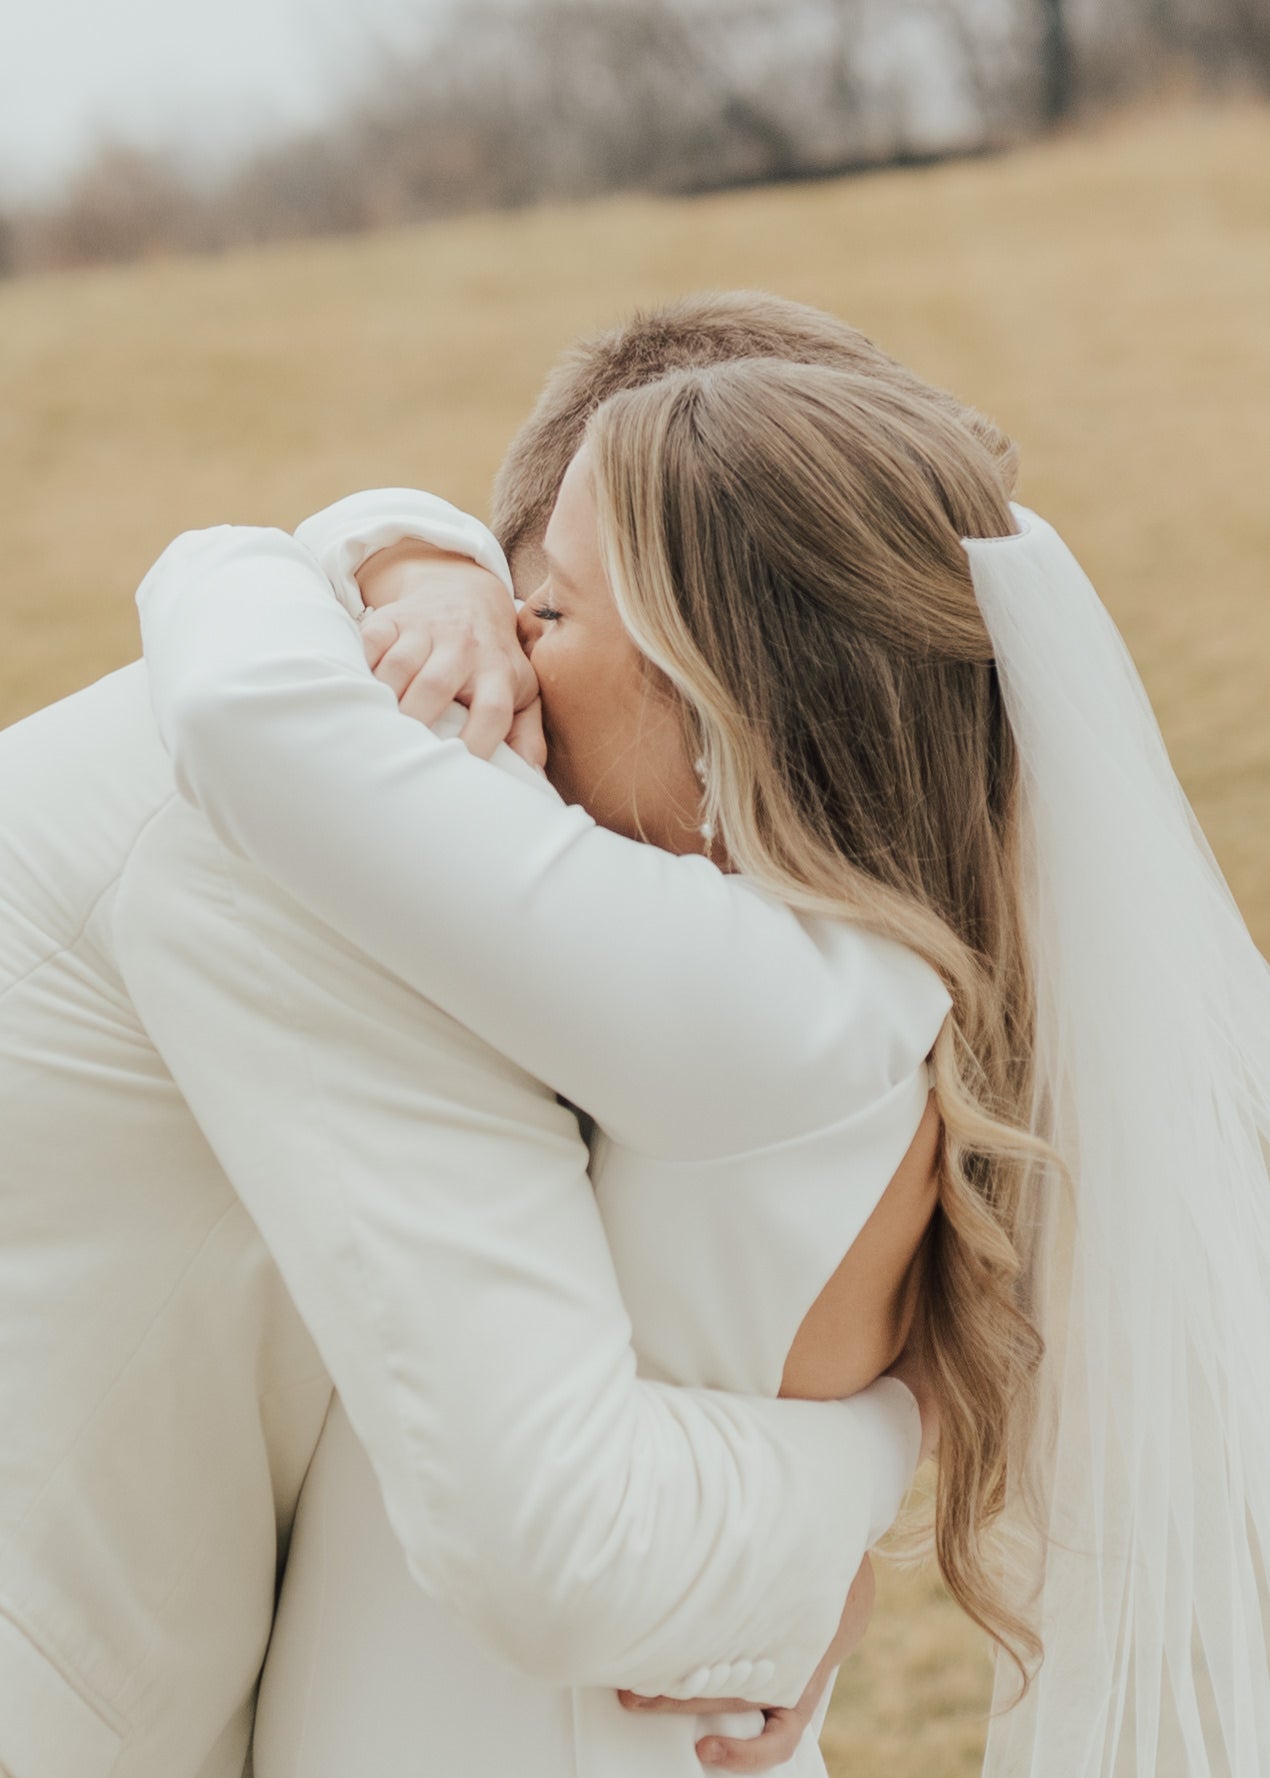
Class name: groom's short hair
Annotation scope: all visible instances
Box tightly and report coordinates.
[489,289,1019,563]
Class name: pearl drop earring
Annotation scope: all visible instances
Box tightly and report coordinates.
[694,757,716,859]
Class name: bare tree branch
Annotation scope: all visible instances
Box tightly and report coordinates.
[1037,0,1076,120]
[7,0,1260,276]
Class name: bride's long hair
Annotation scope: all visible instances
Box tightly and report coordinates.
[587,358,1054,1693]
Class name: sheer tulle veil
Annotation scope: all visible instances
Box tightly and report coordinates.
[961,507,1270,1776]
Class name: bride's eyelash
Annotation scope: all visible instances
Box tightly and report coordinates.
[532,605,563,622]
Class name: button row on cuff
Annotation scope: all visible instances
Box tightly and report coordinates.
[665,1656,777,1699]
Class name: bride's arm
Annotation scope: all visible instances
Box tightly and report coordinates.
[137,522,949,1161]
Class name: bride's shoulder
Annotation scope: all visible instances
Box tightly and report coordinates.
[734,874,951,1031]
[710,875,950,1131]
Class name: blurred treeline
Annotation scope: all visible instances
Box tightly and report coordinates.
[3,0,1268,277]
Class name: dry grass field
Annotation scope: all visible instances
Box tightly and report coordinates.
[3,101,1268,1776]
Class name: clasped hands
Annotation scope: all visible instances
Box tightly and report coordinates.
[355,538,546,767]
[353,540,941,1771]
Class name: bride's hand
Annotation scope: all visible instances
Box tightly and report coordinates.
[356,540,545,767]
[615,1555,876,1771]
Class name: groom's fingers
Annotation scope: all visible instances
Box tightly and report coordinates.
[695,1709,803,1771]
[616,1693,757,1715]
[615,1690,809,1773]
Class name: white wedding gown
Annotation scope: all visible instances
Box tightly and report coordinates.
[252,1026,938,1778]
[135,502,951,1778]
[240,793,942,1773]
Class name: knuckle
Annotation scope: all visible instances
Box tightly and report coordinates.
[380,625,419,658]
[389,643,429,678]
[701,1742,746,1773]
[416,655,458,691]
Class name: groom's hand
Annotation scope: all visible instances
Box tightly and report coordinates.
[356,540,545,767]
[615,1554,876,1771]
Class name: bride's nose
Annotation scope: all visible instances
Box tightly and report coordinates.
[516,599,542,655]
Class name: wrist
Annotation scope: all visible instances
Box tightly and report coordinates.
[293,487,515,622]
[357,540,473,609]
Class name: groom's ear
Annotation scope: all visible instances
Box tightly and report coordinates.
[507,538,547,603]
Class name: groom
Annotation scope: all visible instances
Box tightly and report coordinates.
[0,293,940,1778]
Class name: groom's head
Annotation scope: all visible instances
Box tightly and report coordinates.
[490,289,1019,593]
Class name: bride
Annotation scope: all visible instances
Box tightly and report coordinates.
[131,345,1270,1776]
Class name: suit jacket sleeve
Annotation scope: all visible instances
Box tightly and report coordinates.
[134,518,951,1161]
[114,800,921,1706]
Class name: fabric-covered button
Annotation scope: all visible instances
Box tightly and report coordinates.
[750,1658,777,1693]
[726,1658,754,1692]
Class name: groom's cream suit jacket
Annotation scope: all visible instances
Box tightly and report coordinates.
[0,657,331,1778]
[0,493,919,1778]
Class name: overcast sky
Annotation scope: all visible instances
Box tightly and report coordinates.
[2,0,442,201]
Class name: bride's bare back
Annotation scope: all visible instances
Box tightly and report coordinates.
[781,1094,940,1402]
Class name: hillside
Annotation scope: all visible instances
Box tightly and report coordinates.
[3,101,1268,1775]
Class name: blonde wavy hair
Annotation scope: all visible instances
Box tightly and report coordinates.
[585,357,1051,1697]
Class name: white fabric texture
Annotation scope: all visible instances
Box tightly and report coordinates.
[0,484,922,1778]
[252,1396,845,1778]
[117,795,915,1776]
[0,662,333,1778]
[293,485,517,618]
[967,508,1270,1777]
[126,492,952,1773]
